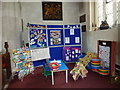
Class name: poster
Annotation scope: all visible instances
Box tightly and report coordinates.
[99,45,110,68]
[30,48,50,61]
[30,29,46,48]
[50,30,61,45]
[63,47,81,62]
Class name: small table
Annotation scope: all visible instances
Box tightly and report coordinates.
[48,60,69,85]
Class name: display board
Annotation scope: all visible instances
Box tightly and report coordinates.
[32,59,46,67]
[47,25,64,46]
[49,47,63,60]
[47,29,64,46]
[28,23,82,63]
[64,24,81,45]
[29,24,81,48]
[62,46,81,63]
[47,25,63,28]
[29,24,47,48]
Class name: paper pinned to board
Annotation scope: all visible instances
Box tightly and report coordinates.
[75,37,80,43]
[65,37,70,43]
[66,56,69,61]
[70,28,74,35]
[30,48,50,61]
[75,49,78,53]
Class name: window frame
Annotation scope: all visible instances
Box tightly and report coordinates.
[97,0,119,28]
[116,0,120,24]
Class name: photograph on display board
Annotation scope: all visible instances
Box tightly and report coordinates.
[50,30,61,45]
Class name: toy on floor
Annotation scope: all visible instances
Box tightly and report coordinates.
[98,67,109,75]
[78,52,98,67]
[97,61,110,75]
[91,58,100,72]
[70,62,88,80]
[42,63,51,77]
[101,60,105,69]
[70,52,99,80]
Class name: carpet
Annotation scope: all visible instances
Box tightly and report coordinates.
[8,63,117,88]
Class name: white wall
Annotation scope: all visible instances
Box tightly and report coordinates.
[21,2,80,43]
[79,2,89,53]
[79,2,90,31]
[0,1,2,89]
[83,29,119,65]
[80,2,119,64]
[118,1,120,24]
[2,2,22,51]
[0,1,2,53]
[86,29,118,52]
[2,2,22,72]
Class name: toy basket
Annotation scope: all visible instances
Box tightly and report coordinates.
[50,62,60,71]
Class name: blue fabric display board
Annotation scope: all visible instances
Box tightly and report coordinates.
[47,25,63,28]
[63,24,81,63]
[62,46,81,63]
[32,59,46,67]
[29,24,47,48]
[47,25,64,61]
[28,23,82,65]
[47,25,64,46]
[64,24,81,45]
[49,47,63,60]
[47,29,64,46]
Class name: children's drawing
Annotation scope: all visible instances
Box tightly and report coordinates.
[30,29,46,48]
[50,30,61,45]
[29,24,46,29]
[63,47,81,62]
